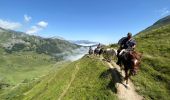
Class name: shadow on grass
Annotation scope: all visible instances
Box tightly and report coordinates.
[100,68,124,93]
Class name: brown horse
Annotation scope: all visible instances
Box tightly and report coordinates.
[89,49,93,55]
[120,50,142,84]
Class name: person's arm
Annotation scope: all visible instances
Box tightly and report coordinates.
[132,39,137,49]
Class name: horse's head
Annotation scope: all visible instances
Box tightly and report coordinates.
[129,51,142,75]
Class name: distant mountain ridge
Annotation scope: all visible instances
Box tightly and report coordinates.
[140,15,170,33]
[153,15,170,25]
[0,27,80,56]
[51,36,66,40]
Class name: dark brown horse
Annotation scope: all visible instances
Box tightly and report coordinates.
[103,48,117,62]
[120,50,142,84]
[94,48,103,56]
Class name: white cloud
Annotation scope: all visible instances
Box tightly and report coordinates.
[0,19,21,30]
[37,21,48,28]
[26,21,48,35]
[157,8,170,16]
[26,26,42,35]
[24,14,32,22]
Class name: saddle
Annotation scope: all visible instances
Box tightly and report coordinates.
[118,49,136,61]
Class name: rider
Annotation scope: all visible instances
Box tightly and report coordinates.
[97,43,101,48]
[116,32,136,65]
[89,46,93,54]
[89,46,92,51]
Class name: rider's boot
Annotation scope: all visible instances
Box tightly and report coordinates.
[116,56,121,66]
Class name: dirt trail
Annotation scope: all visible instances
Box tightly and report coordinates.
[58,64,79,100]
[106,61,143,100]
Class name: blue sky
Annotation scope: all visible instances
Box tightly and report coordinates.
[0,0,170,44]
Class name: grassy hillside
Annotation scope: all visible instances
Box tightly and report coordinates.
[139,15,170,33]
[131,16,170,100]
[0,49,56,85]
[0,27,81,98]
[0,47,57,95]
[0,56,117,100]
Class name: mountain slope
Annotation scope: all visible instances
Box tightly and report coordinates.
[139,15,170,34]
[0,28,81,97]
[0,56,117,100]
[0,27,79,56]
[153,15,170,26]
[131,15,170,100]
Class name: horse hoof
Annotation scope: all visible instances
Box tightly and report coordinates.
[124,77,127,80]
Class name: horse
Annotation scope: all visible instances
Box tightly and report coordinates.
[94,48,103,56]
[119,50,142,84]
[88,49,93,55]
[103,48,117,62]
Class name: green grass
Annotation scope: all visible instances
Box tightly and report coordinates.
[130,24,170,100]
[0,47,58,98]
[0,50,56,85]
[0,56,117,100]
[0,61,70,100]
[62,56,116,100]
[131,56,170,100]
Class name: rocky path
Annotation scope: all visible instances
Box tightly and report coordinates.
[106,61,143,100]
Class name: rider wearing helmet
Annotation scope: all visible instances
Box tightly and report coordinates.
[116,32,136,65]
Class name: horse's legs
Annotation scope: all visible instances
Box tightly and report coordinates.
[120,65,123,74]
[118,61,123,74]
[126,77,129,85]
[125,70,128,84]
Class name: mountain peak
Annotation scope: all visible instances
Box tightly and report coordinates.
[153,15,170,25]
[51,36,66,40]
